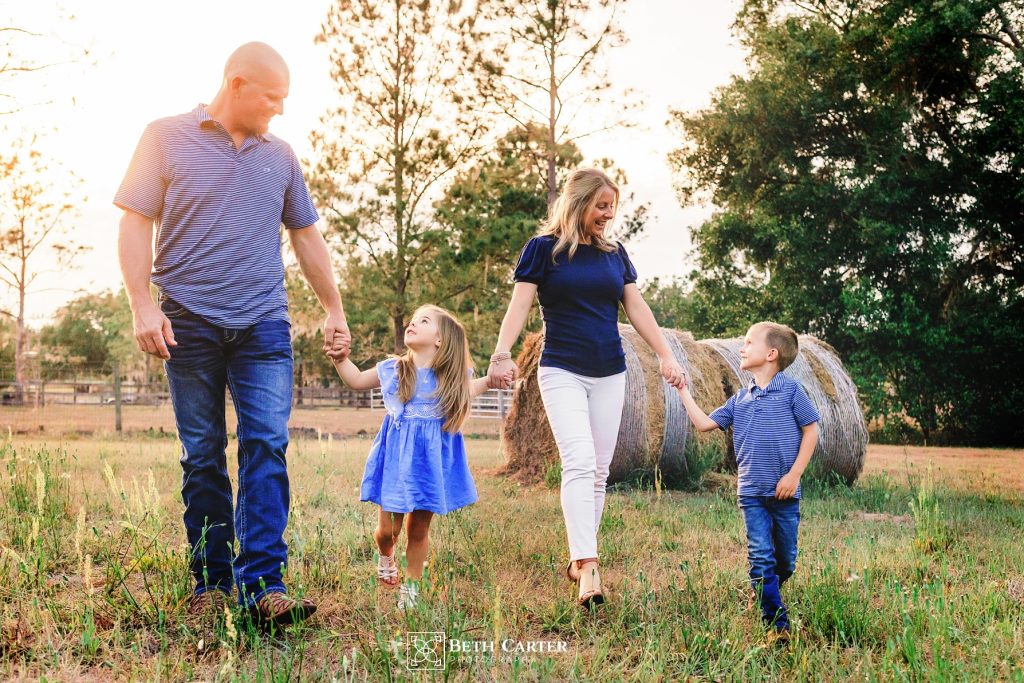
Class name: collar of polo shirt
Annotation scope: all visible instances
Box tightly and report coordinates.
[193,103,268,142]
[747,371,787,394]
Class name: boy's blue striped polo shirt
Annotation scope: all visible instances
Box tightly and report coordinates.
[709,371,821,498]
[114,104,319,329]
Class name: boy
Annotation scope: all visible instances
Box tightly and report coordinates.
[677,322,820,640]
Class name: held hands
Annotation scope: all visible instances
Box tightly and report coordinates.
[659,355,685,389]
[133,301,177,360]
[776,472,801,499]
[328,332,351,362]
[323,312,351,361]
[487,357,518,389]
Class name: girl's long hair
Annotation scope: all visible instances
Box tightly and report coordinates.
[394,305,472,433]
[539,167,620,261]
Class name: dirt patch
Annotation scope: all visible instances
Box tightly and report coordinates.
[852,512,912,525]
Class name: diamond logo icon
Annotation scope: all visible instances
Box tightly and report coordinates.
[407,632,445,670]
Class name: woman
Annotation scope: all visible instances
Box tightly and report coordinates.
[487,168,684,607]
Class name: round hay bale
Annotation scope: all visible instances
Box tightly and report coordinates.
[499,333,558,482]
[500,326,729,486]
[698,336,868,485]
[663,330,730,478]
[611,325,666,482]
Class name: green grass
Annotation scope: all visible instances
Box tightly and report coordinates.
[0,436,1022,680]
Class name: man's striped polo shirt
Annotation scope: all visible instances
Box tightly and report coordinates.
[114,104,319,328]
[709,371,821,499]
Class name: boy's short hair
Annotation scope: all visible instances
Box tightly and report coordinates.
[752,321,799,370]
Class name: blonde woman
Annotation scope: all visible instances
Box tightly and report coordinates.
[333,305,505,609]
[487,168,684,607]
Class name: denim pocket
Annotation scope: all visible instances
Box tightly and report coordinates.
[160,297,188,319]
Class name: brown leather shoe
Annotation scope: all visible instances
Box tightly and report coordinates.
[187,589,231,616]
[249,592,317,626]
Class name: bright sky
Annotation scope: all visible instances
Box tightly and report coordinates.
[4,0,746,327]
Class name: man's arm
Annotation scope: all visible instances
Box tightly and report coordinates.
[287,225,349,359]
[776,422,819,499]
[118,210,176,359]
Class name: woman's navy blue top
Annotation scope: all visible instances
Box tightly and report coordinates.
[514,235,637,377]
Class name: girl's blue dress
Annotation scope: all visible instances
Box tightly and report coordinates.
[360,358,478,514]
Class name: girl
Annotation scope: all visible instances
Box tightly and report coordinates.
[332,305,502,608]
[487,168,684,607]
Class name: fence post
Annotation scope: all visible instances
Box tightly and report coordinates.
[113,360,123,433]
[497,388,506,420]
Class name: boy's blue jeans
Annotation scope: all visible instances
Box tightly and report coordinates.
[739,495,800,631]
[161,299,293,607]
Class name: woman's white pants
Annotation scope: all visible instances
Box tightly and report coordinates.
[537,366,625,561]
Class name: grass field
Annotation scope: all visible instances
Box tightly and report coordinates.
[0,429,1022,680]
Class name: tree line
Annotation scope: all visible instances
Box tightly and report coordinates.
[2,1,1022,447]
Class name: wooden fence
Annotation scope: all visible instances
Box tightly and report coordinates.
[4,380,513,420]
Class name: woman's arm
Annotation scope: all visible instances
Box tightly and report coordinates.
[621,283,684,387]
[487,282,538,387]
[333,358,381,390]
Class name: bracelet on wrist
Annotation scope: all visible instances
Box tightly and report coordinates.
[489,351,512,364]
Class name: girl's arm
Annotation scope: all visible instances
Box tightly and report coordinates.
[469,376,492,398]
[333,358,381,390]
[488,282,538,387]
[621,283,684,388]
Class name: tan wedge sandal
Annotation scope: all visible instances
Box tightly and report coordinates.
[567,560,604,607]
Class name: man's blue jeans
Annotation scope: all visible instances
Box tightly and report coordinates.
[739,495,800,631]
[162,298,293,607]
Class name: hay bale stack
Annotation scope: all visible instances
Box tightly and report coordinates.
[500,326,728,485]
[699,336,868,484]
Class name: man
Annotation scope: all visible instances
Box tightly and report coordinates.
[115,42,349,626]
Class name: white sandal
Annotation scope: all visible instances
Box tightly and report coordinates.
[377,552,399,586]
[397,581,419,610]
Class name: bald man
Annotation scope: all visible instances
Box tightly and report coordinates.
[115,42,348,626]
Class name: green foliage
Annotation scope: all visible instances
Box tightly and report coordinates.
[433,125,578,363]
[0,133,87,387]
[38,289,134,378]
[669,0,1024,445]
[477,0,638,205]
[311,0,489,355]
[909,469,952,554]
[0,315,15,368]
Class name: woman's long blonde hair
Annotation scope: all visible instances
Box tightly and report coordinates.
[394,305,472,433]
[539,168,620,261]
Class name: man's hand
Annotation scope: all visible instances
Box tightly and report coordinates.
[133,301,177,360]
[323,312,350,361]
[329,329,351,362]
[776,472,801,499]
